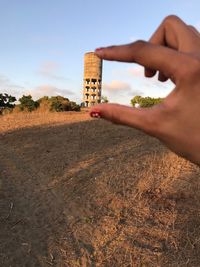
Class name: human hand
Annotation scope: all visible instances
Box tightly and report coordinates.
[90,15,200,165]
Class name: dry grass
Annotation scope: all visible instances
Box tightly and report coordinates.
[0,111,200,266]
[0,110,90,133]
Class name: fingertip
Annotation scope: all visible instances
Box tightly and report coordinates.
[145,68,157,77]
[158,72,168,82]
[95,47,105,58]
[90,110,102,118]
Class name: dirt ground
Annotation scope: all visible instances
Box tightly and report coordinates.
[1,111,200,267]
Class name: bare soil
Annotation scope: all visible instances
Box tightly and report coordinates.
[0,111,200,267]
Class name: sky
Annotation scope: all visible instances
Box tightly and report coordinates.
[0,0,200,105]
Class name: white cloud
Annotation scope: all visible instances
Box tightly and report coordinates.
[102,80,143,105]
[103,80,132,93]
[127,65,174,92]
[128,66,144,77]
[37,61,67,81]
[25,85,74,100]
[0,74,24,98]
[0,74,24,89]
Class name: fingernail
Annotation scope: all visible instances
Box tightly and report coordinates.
[95,47,104,51]
[95,48,104,55]
[90,111,101,118]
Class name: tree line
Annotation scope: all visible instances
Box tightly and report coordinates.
[131,95,163,108]
[0,93,80,114]
[0,93,164,115]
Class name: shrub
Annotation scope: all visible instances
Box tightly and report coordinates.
[0,93,16,109]
[18,95,39,112]
[49,96,80,112]
[131,95,163,108]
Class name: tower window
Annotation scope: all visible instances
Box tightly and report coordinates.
[91,79,97,85]
[85,79,90,84]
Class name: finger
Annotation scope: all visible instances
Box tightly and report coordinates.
[145,15,200,78]
[95,41,185,81]
[188,25,200,36]
[158,72,168,82]
[149,15,200,52]
[90,103,161,136]
[144,68,157,78]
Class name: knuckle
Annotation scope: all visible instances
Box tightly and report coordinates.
[188,25,196,31]
[162,14,181,26]
[132,40,147,49]
[129,40,147,50]
[179,56,200,80]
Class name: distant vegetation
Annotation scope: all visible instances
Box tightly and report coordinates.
[101,95,109,103]
[0,93,17,115]
[18,95,39,112]
[131,95,163,108]
[0,93,80,115]
[36,95,80,112]
[0,93,164,115]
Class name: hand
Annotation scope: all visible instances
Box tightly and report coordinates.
[90,15,200,165]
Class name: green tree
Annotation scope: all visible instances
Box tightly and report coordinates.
[50,96,69,112]
[49,96,80,112]
[130,95,143,107]
[19,95,39,112]
[0,93,16,108]
[68,101,81,111]
[101,96,109,103]
[131,95,163,108]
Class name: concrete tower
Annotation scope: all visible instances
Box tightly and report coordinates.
[83,52,102,107]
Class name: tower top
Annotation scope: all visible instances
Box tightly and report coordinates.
[85,51,94,55]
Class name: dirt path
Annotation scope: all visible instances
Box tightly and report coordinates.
[0,136,67,266]
[0,118,148,266]
[1,114,200,266]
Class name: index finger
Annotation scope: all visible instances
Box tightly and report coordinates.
[95,41,187,81]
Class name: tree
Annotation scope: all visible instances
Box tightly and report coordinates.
[68,101,81,111]
[0,93,16,108]
[49,96,80,112]
[101,96,109,103]
[130,95,142,107]
[131,95,163,108]
[50,96,69,112]
[18,95,39,112]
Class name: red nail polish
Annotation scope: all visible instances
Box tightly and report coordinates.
[95,47,104,51]
[95,48,104,56]
[90,111,101,118]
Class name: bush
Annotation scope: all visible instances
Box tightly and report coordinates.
[131,95,163,108]
[18,95,39,112]
[37,96,51,112]
[0,93,16,108]
[68,101,81,111]
[49,96,80,112]
[101,96,109,103]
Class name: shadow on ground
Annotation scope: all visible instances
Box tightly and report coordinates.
[0,119,200,266]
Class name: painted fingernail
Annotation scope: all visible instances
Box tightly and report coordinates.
[90,111,101,118]
[95,48,104,55]
[95,47,104,51]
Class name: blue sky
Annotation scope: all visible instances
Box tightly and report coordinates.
[0,0,200,105]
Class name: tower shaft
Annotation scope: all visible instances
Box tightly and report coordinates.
[83,52,102,107]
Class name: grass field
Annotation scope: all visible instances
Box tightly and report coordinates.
[0,111,200,266]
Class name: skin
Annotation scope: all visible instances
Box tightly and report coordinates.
[90,15,200,165]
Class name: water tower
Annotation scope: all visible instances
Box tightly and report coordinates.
[83,52,102,107]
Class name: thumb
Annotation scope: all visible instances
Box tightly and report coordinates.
[90,103,162,136]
